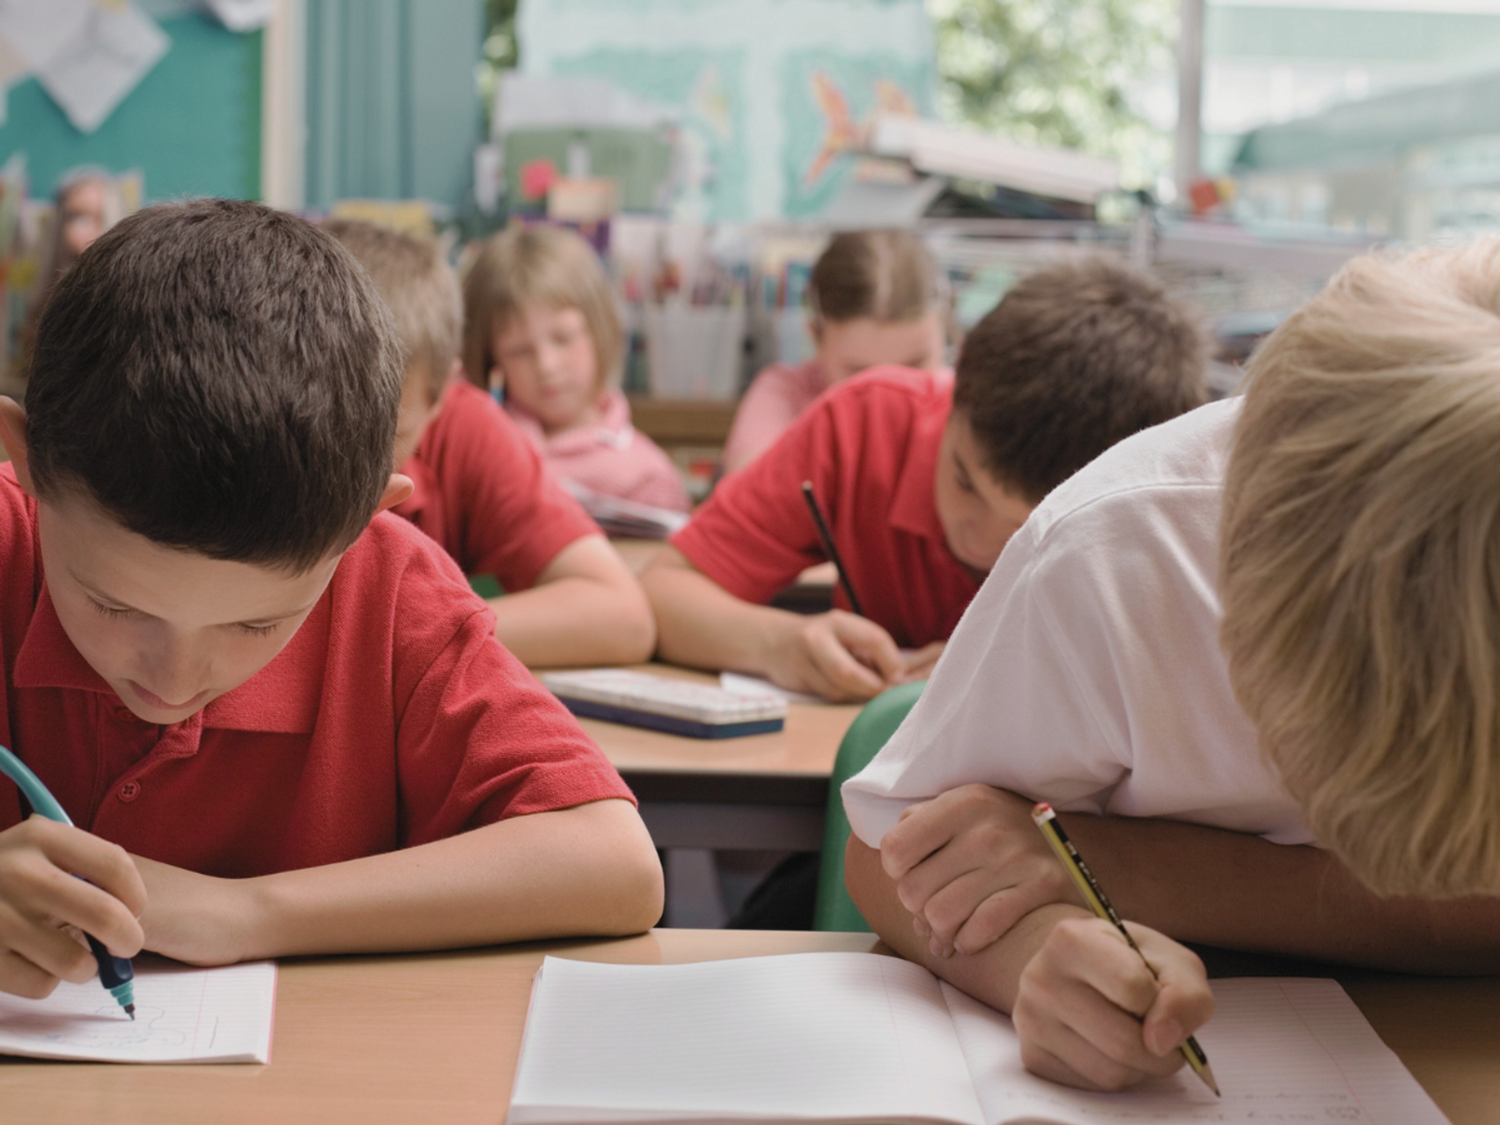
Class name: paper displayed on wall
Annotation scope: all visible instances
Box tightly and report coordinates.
[201,0,272,33]
[0,0,93,71]
[518,0,936,222]
[38,1,170,134]
[0,0,171,135]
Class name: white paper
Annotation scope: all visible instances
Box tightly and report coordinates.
[719,671,825,706]
[943,977,1450,1125]
[200,0,271,32]
[510,953,985,1125]
[37,2,169,134]
[0,0,91,70]
[0,961,277,1064]
[508,954,1451,1125]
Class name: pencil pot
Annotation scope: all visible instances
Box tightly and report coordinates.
[642,304,747,399]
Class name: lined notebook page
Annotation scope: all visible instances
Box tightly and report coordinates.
[509,953,986,1125]
[946,977,1449,1125]
[0,960,276,1064]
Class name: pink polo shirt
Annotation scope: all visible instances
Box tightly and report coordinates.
[506,388,689,513]
[671,367,978,648]
[0,465,633,878]
[723,359,830,472]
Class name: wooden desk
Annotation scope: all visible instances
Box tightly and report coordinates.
[4,930,1495,1125]
[577,666,859,852]
[627,396,737,448]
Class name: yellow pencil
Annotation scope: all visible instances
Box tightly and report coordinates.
[1031,802,1220,1097]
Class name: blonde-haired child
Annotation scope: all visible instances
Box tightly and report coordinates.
[723,229,948,473]
[463,225,689,512]
[325,219,655,668]
[842,239,1500,1092]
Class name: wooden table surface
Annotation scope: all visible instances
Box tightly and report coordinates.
[3,929,1495,1125]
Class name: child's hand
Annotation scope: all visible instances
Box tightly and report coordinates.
[881,784,1075,957]
[1013,916,1213,1091]
[0,818,146,999]
[898,641,945,682]
[132,856,259,967]
[767,609,904,702]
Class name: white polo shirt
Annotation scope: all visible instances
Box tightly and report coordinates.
[842,397,1313,849]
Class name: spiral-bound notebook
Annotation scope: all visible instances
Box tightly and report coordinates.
[508,952,1449,1125]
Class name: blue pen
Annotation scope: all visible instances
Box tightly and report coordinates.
[0,745,135,1019]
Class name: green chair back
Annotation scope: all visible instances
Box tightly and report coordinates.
[814,680,925,932]
[469,574,503,599]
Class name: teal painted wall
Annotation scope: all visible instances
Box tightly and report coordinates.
[305,0,485,210]
[0,14,260,202]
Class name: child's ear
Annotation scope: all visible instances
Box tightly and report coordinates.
[0,398,37,496]
[374,473,414,515]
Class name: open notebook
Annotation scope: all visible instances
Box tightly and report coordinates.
[508,952,1448,1125]
[0,960,276,1064]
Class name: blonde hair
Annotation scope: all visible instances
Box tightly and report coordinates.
[1221,238,1500,898]
[462,225,623,392]
[809,229,946,325]
[322,218,460,402]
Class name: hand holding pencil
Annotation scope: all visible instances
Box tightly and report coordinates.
[1016,804,1218,1094]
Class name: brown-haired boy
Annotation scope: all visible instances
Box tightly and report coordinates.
[0,200,661,1000]
[323,219,654,668]
[643,256,1208,702]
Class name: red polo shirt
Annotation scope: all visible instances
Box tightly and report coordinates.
[395,380,600,588]
[671,367,980,648]
[0,465,632,879]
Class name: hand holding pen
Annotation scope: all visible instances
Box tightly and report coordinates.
[789,481,927,700]
[0,745,144,1014]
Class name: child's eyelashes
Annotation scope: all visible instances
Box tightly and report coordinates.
[87,596,279,637]
[234,622,281,638]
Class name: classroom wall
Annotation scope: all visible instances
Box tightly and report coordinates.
[303,0,485,211]
[0,14,261,203]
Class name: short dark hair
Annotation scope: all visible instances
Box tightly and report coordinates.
[953,256,1208,502]
[25,199,403,571]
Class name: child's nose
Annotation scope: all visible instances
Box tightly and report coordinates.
[143,637,209,706]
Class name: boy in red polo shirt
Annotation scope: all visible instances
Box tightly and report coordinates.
[643,257,1209,701]
[324,219,654,668]
[0,201,662,1001]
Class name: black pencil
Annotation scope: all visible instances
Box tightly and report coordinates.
[800,480,866,618]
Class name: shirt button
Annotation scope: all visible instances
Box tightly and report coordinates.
[114,706,135,721]
[117,781,141,803]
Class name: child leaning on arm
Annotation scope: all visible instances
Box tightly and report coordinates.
[323,219,654,668]
[841,239,1500,1093]
[643,257,1209,702]
[463,225,689,513]
[0,200,662,1002]
[722,229,949,474]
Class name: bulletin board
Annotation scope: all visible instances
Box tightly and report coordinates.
[0,13,261,203]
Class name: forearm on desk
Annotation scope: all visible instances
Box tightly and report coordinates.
[1061,813,1500,974]
[845,834,1081,1013]
[238,799,662,960]
[491,537,656,667]
[641,547,797,674]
